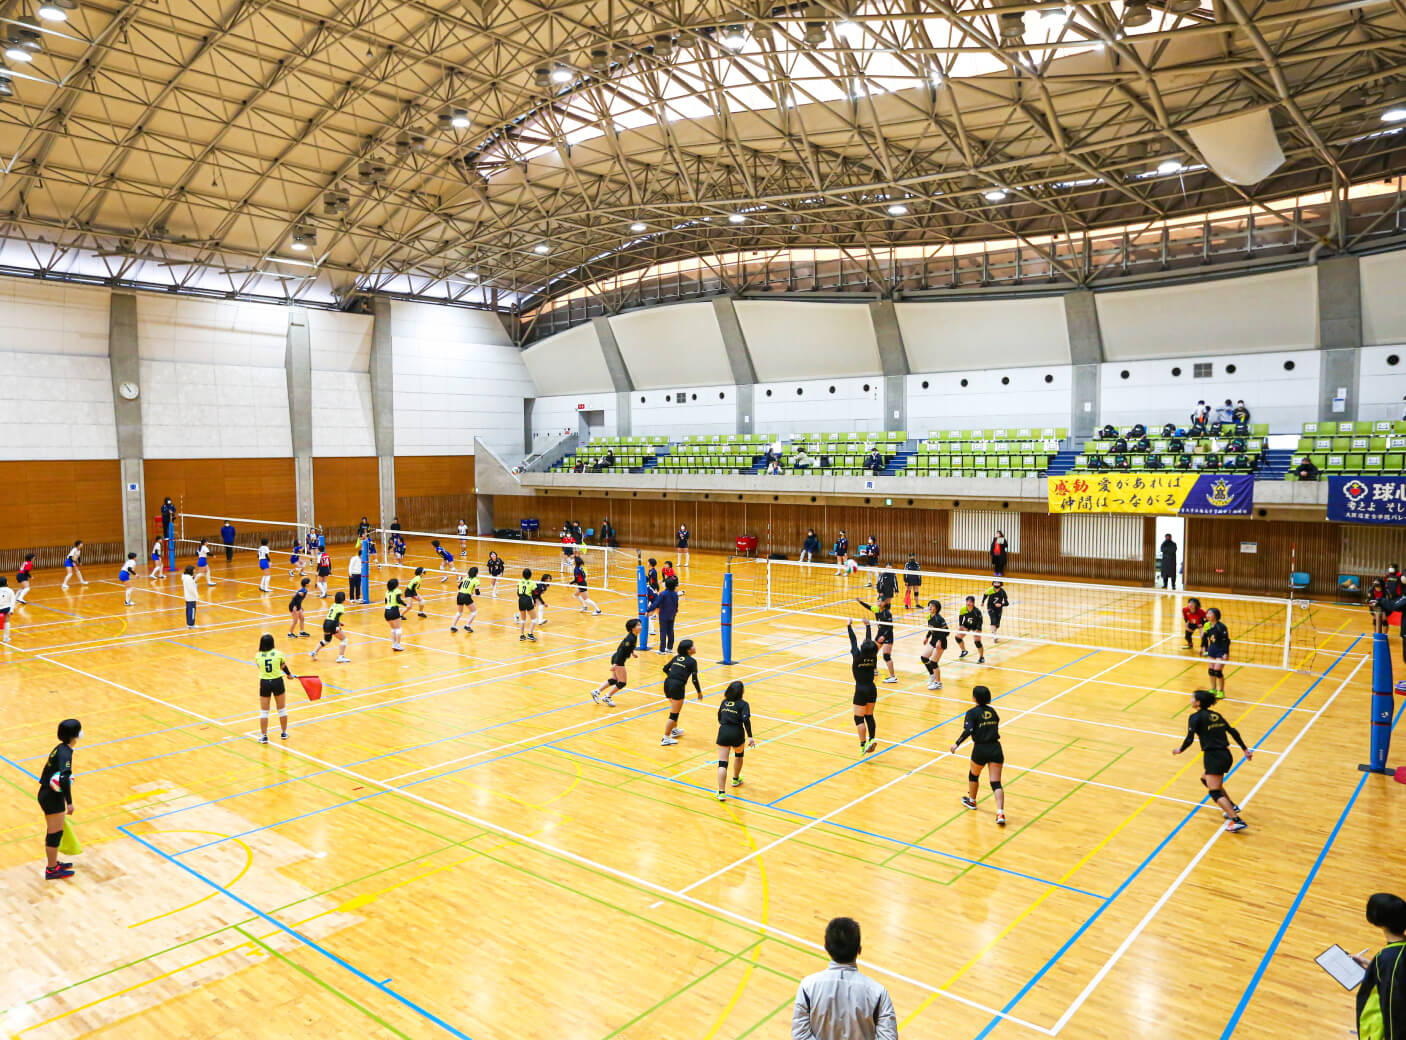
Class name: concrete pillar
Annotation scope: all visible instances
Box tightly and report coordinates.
[476,493,495,536]
[615,390,633,438]
[370,297,396,528]
[1064,289,1104,442]
[108,293,146,557]
[1317,256,1362,421]
[285,307,315,531]
[870,301,909,433]
[735,383,754,435]
[713,297,759,434]
[591,317,634,438]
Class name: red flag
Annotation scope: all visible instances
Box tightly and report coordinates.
[298,675,322,701]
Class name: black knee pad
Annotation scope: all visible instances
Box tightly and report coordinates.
[46,829,62,848]
[717,760,728,769]
[1208,666,1218,678]
[1208,788,1227,802]
[968,772,979,784]
[733,752,743,761]
[882,653,891,662]
[854,715,865,727]
[669,712,679,721]
[989,780,1002,791]
[614,681,627,691]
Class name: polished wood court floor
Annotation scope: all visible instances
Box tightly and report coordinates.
[1,541,1402,1039]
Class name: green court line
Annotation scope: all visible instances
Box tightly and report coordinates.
[599,938,766,1040]
[232,924,415,1039]
[737,995,799,1039]
[1119,659,1198,713]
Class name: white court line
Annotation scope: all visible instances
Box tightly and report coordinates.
[1047,652,1370,1035]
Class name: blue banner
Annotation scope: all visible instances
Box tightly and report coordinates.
[1327,476,1406,524]
[1178,474,1255,516]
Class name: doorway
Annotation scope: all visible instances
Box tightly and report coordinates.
[1154,515,1187,590]
[577,409,605,443]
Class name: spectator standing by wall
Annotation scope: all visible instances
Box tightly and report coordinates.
[801,529,821,563]
[220,520,236,562]
[990,531,1008,576]
[791,917,897,1040]
[1353,893,1405,1040]
[1159,534,1178,590]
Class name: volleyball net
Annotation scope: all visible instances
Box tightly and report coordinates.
[175,513,306,556]
[745,557,1343,671]
[372,526,619,594]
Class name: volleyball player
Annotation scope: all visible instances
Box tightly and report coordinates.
[288,577,311,638]
[1173,689,1251,832]
[486,551,504,596]
[981,580,1009,643]
[1182,597,1206,649]
[834,530,850,575]
[533,572,551,625]
[855,597,898,683]
[197,537,216,586]
[457,519,469,559]
[311,591,350,662]
[646,558,660,594]
[593,618,639,706]
[38,718,81,880]
[573,554,601,614]
[16,553,34,604]
[384,578,407,651]
[920,599,947,690]
[516,569,537,641]
[149,537,164,580]
[677,524,690,567]
[315,546,332,598]
[431,539,455,582]
[61,540,86,589]
[451,566,480,633]
[951,685,1006,825]
[660,638,703,745]
[848,620,880,753]
[955,595,985,664]
[390,532,407,566]
[1201,607,1230,694]
[182,565,198,628]
[255,633,294,743]
[1369,578,1390,634]
[256,537,272,592]
[118,552,137,606]
[560,524,576,573]
[714,680,755,801]
[403,566,428,619]
[289,536,304,578]
[0,577,13,644]
[661,559,679,587]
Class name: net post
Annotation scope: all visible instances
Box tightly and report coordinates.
[164,510,175,571]
[719,557,738,664]
[636,555,650,651]
[360,537,371,605]
[1281,599,1292,671]
[1359,631,1396,773]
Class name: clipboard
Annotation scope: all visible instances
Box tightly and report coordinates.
[1315,944,1366,990]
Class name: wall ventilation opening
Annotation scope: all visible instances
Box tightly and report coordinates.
[1193,362,1212,379]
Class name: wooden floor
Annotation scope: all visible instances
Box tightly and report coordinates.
[0,541,1401,1040]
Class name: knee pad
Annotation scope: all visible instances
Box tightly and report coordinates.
[733,752,743,761]
[259,709,270,719]
[1207,788,1227,802]
[989,780,1002,791]
[614,681,627,691]
[1208,666,1218,678]
[882,653,891,662]
[968,772,979,784]
[855,715,865,727]
[46,829,62,848]
[717,760,728,769]
[669,712,679,722]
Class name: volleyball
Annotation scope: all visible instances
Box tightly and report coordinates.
[844,558,860,575]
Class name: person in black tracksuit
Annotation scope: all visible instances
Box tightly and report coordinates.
[714,680,756,802]
[801,529,821,564]
[951,686,1006,826]
[649,577,680,654]
[1173,689,1251,832]
[660,638,703,745]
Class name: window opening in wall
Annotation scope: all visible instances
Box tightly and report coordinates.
[1193,362,1212,379]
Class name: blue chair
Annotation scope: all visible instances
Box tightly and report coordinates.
[584,527,595,539]
[1290,571,1310,592]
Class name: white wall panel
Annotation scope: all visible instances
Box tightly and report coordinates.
[137,295,289,366]
[906,366,1071,434]
[390,301,532,456]
[522,323,614,395]
[736,301,881,380]
[1096,268,1318,359]
[1357,346,1406,421]
[1362,252,1406,347]
[0,351,117,459]
[897,297,1070,372]
[0,280,110,356]
[530,392,618,449]
[753,377,883,435]
[308,309,372,373]
[1061,515,1143,560]
[311,373,375,456]
[950,510,1021,553]
[1099,350,1318,431]
[632,385,737,437]
[140,359,292,458]
[611,303,733,389]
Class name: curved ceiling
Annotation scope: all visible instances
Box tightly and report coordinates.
[0,0,1402,315]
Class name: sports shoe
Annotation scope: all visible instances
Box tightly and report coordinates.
[715,791,726,802]
[335,656,350,663]
[961,795,977,810]
[579,607,589,613]
[995,812,1006,826]
[591,688,603,704]
[959,650,968,658]
[671,728,684,737]
[527,633,537,641]
[926,679,939,690]
[660,735,678,746]
[977,656,985,664]
[310,648,320,659]
[465,626,473,634]
[259,734,269,744]
[731,776,743,787]
[520,634,526,641]
[593,609,602,616]
[449,627,457,633]
[417,612,427,619]
[299,631,310,638]
[863,737,877,753]
[1225,819,1248,833]
[602,693,615,706]
[45,866,74,880]
[882,676,898,684]
[656,648,669,655]
[57,860,73,869]
[392,646,404,652]
[280,731,289,740]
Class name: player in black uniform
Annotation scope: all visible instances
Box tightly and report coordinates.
[384,578,407,651]
[848,620,880,754]
[311,591,350,662]
[38,718,80,880]
[920,599,947,690]
[1200,607,1230,695]
[714,680,756,801]
[981,581,1009,643]
[593,618,638,707]
[646,558,660,594]
[532,572,551,626]
[486,551,505,596]
[951,686,1006,826]
[660,638,703,745]
[516,568,538,641]
[875,565,898,608]
[856,597,898,684]
[572,555,602,615]
[902,552,921,610]
[1173,689,1252,832]
[451,567,479,633]
[287,577,311,638]
[955,595,985,664]
[834,530,850,575]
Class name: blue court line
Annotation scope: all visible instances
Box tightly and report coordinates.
[968,633,1362,1040]
[768,650,1099,806]
[21,601,85,619]
[0,751,39,780]
[1219,696,1406,1039]
[116,823,474,1039]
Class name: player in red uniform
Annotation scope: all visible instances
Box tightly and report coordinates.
[1182,597,1207,649]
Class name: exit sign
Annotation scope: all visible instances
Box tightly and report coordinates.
[576,403,586,410]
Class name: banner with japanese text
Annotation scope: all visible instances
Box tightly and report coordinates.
[1327,476,1406,524]
[1048,473,1254,515]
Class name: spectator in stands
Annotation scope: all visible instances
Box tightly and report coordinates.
[1188,414,1208,437]
[604,448,616,468]
[573,458,585,473]
[990,531,1008,576]
[767,453,784,475]
[1232,399,1251,426]
[1191,400,1210,426]
[1098,423,1117,440]
[1295,456,1320,481]
[1161,422,1177,439]
[1111,434,1128,454]
[793,446,815,470]
[866,447,884,475]
[791,917,897,1040]
[1217,398,1236,424]
[763,444,780,470]
[1133,435,1151,453]
[1129,422,1147,440]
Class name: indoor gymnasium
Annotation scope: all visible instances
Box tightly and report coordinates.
[2,0,1406,1037]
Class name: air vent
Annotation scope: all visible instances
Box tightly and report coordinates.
[1193,362,1212,379]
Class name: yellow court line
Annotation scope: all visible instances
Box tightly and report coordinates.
[899,620,1356,1029]
[129,832,253,928]
[701,797,769,1040]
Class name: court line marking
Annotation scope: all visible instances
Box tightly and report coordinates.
[1217,696,1406,1039]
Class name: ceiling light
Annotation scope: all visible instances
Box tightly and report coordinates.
[803,21,826,45]
[37,2,69,22]
[450,108,470,129]
[5,46,33,63]
[929,67,944,85]
[998,11,1025,41]
[835,19,861,42]
[630,221,647,232]
[1156,157,1183,175]
[0,75,12,98]
[1039,5,1069,26]
[886,203,909,216]
[1382,106,1406,124]
[550,64,573,84]
[290,239,308,252]
[534,243,550,254]
[983,188,1008,202]
[653,34,674,58]
[1122,1,1152,28]
[1165,0,1200,12]
[721,25,747,50]
[729,213,746,224]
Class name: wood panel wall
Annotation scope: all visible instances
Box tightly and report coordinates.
[1186,518,1339,596]
[144,458,297,541]
[313,457,380,532]
[393,455,476,532]
[0,460,123,568]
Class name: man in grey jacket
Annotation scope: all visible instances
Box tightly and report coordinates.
[793,917,898,1039]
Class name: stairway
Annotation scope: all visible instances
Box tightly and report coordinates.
[1259,448,1294,480]
[1045,449,1083,477]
